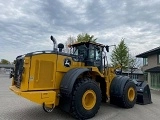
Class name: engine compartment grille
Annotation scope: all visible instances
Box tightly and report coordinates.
[14,57,24,88]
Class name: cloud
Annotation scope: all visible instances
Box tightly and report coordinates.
[0,0,160,63]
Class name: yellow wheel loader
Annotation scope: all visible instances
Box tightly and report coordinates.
[9,36,151,119]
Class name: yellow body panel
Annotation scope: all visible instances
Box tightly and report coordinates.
[56,55,84,72]
[10,86,58,106]
[29,54,57,90]
[10,53,85,106]
[105,67,116,98]
[90,67,104,77]
[55,54,84,89]
[28,54,85,90]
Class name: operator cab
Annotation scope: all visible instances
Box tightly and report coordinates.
[70,42,105,72]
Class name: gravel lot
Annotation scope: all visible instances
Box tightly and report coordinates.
[0,74,160,120]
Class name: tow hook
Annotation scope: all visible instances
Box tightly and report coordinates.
[42,103,55,113]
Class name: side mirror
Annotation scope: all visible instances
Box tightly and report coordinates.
[105,45,109,52]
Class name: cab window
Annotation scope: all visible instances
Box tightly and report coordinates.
[95,47,101,60]
[72,45,87,61]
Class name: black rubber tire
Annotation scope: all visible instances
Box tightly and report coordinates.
[121,81,137,108]
[71,78,101,119]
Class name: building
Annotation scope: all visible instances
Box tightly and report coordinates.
[136,46,160,90]
[122,69,144,81]
[0,64,14,74]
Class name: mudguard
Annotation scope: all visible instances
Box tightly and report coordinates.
[59,68,89,112]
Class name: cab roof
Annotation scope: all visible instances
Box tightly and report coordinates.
[70,41,105,47]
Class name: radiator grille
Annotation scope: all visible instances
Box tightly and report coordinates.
[14,58,24,88]
[34,60,54,88]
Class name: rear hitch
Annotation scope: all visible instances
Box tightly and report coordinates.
[42,103,55,113]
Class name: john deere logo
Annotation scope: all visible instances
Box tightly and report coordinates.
[64,58,71,67]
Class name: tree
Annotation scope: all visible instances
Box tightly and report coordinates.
[128,55,141,76]
[77,33,97,42]
[110,38,129,71]
[0,59,10,64]
[64,33,97,53]
[64,36,76,53]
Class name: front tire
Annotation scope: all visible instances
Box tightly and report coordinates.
[121,81,137,108]
[71,78,101,119]
[110,76,137,108]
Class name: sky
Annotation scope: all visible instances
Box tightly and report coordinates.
[0,0,160,63]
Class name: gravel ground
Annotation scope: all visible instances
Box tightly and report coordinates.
[0,74,160,120]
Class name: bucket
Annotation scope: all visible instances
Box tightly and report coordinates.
[135,81,152,105]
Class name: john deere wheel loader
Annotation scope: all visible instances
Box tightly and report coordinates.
[9,36,151,119]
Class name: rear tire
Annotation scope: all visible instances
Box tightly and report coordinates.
[71,78,101,119]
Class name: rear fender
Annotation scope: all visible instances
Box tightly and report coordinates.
[59,68,90,112]
[60,68,90,95]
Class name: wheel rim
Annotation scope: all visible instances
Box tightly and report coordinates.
[82,90,96,110]
[128,87,135,101]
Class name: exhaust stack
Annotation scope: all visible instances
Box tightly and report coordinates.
[50,36,57,51]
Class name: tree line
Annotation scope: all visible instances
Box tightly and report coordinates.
[0,59,10,64]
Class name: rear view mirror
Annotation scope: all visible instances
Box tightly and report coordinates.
[105,45,109,52]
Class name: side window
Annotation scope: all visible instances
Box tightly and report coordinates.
[95,47,101,61]
[88,46,102,60]
[73,48,78,55]
[78,45,87,59]
[158,54,160,64]
[143,57,148,65]
[89,49,94,59]
[72,45,87,61]
[73,45,86,56]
